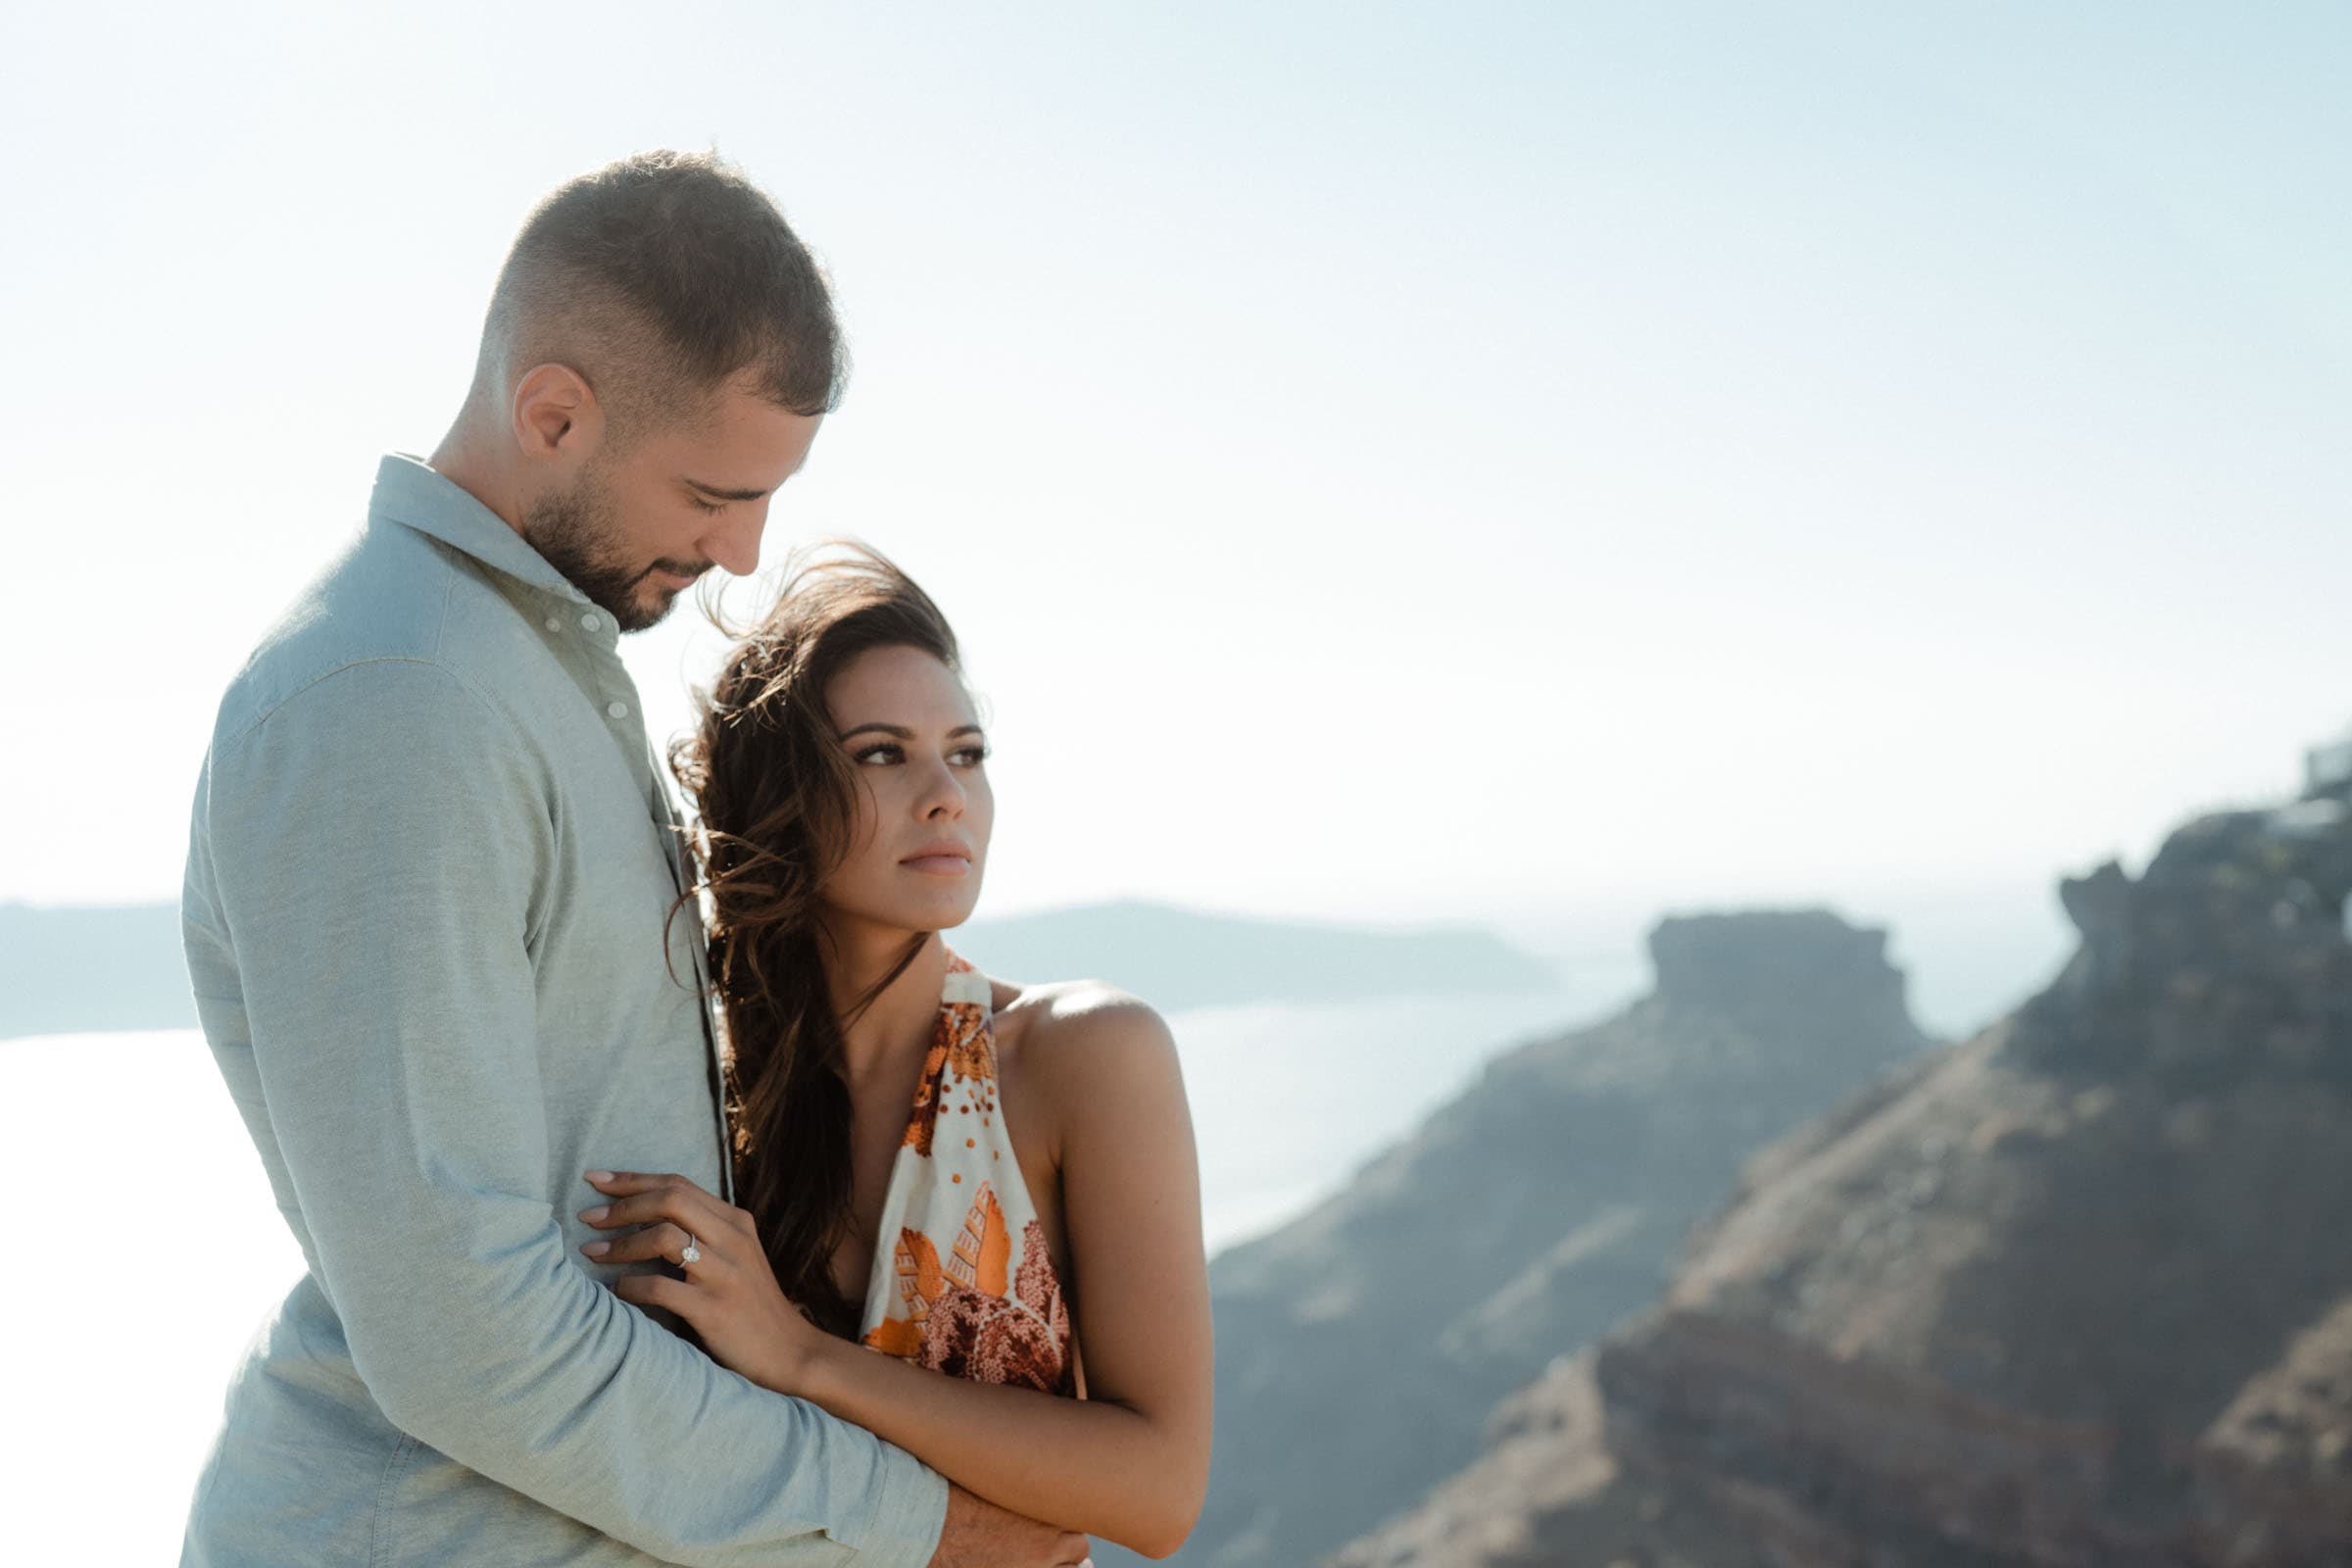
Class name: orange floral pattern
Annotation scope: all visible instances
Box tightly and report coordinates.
[858,950,1076,1397]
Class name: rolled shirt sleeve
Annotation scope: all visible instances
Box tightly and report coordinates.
[199,655,948,1568]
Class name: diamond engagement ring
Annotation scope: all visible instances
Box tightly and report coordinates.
[679,1234,703,1266]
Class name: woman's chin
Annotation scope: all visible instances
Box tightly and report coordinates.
[884,893,982,934]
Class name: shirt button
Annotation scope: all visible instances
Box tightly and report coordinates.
[544,616,563,631]
[607,701,627,718]
[579,612,601,631]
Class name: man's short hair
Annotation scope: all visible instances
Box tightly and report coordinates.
[476,148,847,444]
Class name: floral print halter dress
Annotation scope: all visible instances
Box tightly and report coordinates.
[856,948,1080,1396]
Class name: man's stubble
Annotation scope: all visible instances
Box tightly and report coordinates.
[521,465,666,633]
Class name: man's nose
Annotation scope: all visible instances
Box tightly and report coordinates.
[699,501,770,577]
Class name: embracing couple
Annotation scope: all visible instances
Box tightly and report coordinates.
[178,150,1209,1567]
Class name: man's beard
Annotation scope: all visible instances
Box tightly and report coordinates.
[519,468,664,633]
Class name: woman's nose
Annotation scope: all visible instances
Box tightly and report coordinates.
[917,757,966,817]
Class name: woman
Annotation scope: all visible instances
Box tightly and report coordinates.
[573,542,1212,1559]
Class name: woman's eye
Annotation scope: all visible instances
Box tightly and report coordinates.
[849,741,986,765]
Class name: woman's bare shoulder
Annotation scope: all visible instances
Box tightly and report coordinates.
[990,974,1169,1043]
[987,974,1179,1091]
[987,974,1189,1180]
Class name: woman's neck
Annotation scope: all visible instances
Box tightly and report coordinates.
[818,917,948,1084]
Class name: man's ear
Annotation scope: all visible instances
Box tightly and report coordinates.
[512,362,606,466]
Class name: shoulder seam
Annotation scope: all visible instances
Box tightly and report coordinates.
[220,654,520,759]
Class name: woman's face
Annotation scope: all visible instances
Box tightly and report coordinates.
[817,643,992,934]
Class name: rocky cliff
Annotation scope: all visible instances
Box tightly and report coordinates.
[1328,789,2352,1567]
[1156,909,1932,1568]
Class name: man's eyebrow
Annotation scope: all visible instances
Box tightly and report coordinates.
[837,722,987,740]
[683,476,772,503]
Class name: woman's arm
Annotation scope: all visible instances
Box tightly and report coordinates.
[578,993,1212,1558]
[790,993,1212,1557]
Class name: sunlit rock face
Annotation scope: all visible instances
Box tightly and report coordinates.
[1325,790,2352,1568]
[1157,908,1930,1568]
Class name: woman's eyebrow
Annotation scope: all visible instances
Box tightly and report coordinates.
[836,722,987,740]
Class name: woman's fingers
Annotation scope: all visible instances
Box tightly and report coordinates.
[580,1218,704,1267]
[612,1270,692,1315]
[577,1172,734,1271]
[577,1170,743,1245]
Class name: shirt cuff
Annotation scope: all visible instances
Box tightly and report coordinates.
[845,1449,950,1568]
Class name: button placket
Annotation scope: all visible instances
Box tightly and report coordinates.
[564,604,630,723]
[642,735,734,1204]
[583,635,632,726]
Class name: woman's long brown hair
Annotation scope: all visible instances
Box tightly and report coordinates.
[664,539,966,1339]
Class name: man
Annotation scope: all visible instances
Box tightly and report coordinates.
[178,149,1088,1567]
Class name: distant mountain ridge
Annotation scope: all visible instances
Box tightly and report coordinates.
[956,899,1557,1010]
[0,898,1556,1040]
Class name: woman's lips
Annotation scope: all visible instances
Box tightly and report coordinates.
[900,855,971,876]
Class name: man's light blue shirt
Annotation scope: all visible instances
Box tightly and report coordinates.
[177,453,949,1567]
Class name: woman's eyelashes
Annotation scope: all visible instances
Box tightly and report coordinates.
[850,740,990,766]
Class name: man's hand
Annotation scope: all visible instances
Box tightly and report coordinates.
[928,1484,1092,1567]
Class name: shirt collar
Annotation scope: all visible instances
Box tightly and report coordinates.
[368,452,590,607]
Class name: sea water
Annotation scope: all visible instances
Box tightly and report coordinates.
[0,972,1639,1558]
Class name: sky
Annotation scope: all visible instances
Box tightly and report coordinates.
[2,2,2348,981]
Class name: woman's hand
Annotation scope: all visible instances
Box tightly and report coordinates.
[575,1169,828,1395]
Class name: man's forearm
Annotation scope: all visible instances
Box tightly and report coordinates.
[338,1227,947,1567]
